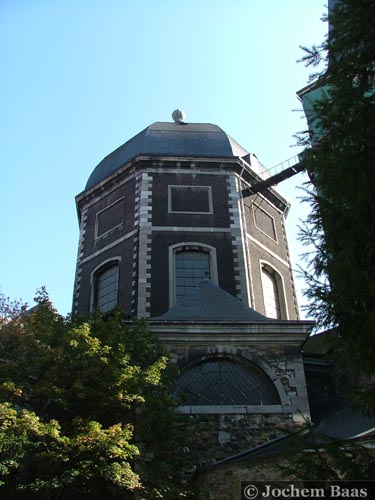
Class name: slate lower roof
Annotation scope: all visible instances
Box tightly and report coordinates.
[313,398,375,440]
[302,328,338,356]
[152,280,273,322]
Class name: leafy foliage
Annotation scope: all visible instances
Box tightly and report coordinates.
[0,292,27,327]
[0,403,140,497]
[0,291,194,499]
[297,0,375,411]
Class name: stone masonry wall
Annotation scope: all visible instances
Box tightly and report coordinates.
[184,413,295,468]
[195,458,295,500]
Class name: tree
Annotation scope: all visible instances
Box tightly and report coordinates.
[297,0,375,412]
[0,290,194,499]
[0,292,27,327]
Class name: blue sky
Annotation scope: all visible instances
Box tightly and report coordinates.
[0,0,327,316]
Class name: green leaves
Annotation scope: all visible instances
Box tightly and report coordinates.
[0,403,141,495]
[0,297,193,499]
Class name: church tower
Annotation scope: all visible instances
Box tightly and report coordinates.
[73,111,299,321]
[73,111,312,465]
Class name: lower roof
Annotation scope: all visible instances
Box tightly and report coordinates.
[152,281,272,322]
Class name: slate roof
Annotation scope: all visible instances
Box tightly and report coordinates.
[203,399,375,470]
[152,280,272,322]
[85,122,248,189]
[303,328,338,355]
[314,398,375,440]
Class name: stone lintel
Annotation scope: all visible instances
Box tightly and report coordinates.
[177,404,287,415]
[150,322,313,345]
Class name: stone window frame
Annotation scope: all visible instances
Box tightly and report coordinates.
[176,352,289,415]
[168,185,213,214]
[89,257,121,312]
[252,203,278,243]
[168,242,218,308]
[260,261,288,320]
[94,197,125,240]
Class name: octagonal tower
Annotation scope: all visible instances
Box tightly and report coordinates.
[73,117,299,321]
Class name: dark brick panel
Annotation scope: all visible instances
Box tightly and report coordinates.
[152,173,230,228]
[82,179,136,258]
[150,231,236,317]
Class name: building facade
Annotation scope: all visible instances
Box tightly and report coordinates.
[72,113,312,478]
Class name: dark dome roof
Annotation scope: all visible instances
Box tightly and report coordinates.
[85,122,248,190]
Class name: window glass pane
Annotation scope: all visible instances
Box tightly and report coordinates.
[192,268,203,278]
[194,260,207,269]
[175,250,210,303]
[96,265,119,312]
[174,358,280,405]
[262,268,281,319]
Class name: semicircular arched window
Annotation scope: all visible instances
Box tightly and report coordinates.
[174,358,280,406]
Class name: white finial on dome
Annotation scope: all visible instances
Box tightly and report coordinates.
[172,109,186,123]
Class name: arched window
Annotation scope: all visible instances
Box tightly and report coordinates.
[94,264,119,312]
[261,264,287,319]
[175,248,210,304]
[169,243,218,307]
[262,267,280,319]
[174,357,280,406]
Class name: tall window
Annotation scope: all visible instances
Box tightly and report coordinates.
[95,264,119,312]
[261,266,281,319]
[175,249,210,303]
